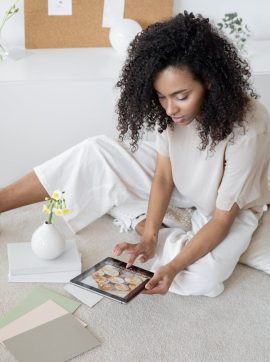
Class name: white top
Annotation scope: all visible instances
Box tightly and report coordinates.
[156,100,270,217]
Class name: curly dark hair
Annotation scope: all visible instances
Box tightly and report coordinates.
[116,11,257,152]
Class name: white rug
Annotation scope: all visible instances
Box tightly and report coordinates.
[0,203,270,362]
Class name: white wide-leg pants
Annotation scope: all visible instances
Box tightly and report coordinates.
[34,135,260,297]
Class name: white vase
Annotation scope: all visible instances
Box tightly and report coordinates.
[31,222,66,260]
[0,32,9,61]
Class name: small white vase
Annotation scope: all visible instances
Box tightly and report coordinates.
[31,222,66,260]
[0,32,9,61]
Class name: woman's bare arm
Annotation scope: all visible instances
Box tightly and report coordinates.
[141,152,174,243]
[144,203,240,294]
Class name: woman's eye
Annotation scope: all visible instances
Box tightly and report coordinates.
[176,96,188,101]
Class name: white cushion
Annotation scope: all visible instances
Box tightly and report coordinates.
[239,208,270,275]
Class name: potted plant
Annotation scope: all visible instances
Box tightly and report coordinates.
[0,0,20,61]
[31,190,70,260]
[217,12,251,54]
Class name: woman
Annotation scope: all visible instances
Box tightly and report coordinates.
[1,12,270,297]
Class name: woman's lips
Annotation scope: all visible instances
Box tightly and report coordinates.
[172,116,185,123]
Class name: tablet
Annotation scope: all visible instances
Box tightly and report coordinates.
[70,257,154,304]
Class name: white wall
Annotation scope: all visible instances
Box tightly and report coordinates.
[173,0,270,40]
[1,0,270,186]
[0,0,270,47]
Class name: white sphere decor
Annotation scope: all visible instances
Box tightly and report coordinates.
[109,18,142,54]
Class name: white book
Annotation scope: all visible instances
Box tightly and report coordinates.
[7,239,81,276]
[8,270,81,283]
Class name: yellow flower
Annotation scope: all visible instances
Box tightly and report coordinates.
[52,190,62,200]
[54,208,63,216]
[42,190,69,223]
[42,205,50,214]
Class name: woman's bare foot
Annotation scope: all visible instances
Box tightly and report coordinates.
[135,219,147,235]
[135,219,166,236]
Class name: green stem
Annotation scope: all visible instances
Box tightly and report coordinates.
[0,0,20,33]
[0,14,9,33]
[48,211,53,224]
[47,200,55,224]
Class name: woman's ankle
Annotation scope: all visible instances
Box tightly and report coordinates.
[135,219,167,236]
[135,218,146,235]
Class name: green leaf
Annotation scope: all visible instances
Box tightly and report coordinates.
[227,12,237,20]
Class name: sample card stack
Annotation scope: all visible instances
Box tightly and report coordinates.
[0,286,100,361]
[7,239,81,282]
[64,283,103,308]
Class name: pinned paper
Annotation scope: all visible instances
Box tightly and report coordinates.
[48,0,72,16]
[102,0,125,28]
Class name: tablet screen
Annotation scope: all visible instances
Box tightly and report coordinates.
[70,257,154,303]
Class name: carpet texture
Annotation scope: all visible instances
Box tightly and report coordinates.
[0,203,270,362]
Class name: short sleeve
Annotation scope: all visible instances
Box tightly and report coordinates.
[155,129,169,157]
[216,132,270,211]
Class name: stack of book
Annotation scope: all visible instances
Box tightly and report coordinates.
[7,239,81,283]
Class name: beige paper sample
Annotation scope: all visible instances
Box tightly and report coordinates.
[0,300,68,343]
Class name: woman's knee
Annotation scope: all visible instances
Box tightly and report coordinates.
[173,258,230,297]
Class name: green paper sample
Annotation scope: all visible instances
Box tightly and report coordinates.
[0,286,80,328]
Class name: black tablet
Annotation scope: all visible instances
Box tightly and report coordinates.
[70,257,154,304]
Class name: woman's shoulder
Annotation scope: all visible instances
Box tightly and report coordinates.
[244,99,270,136]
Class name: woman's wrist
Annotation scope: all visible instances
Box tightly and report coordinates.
[141,231,158,245]
[160,263,179,282]
[167,259,185,276]
[141,236,157,245]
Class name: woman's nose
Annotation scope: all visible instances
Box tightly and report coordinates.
[166,99,179,117]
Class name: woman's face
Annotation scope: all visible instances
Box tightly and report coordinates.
[153,66,206,125]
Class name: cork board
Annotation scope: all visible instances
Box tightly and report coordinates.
[24,0,173,49]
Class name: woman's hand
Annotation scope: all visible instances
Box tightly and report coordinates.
[113,237,157,268]
[143,264,177,295]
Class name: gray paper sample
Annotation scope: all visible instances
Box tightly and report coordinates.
[4,313,100,362]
